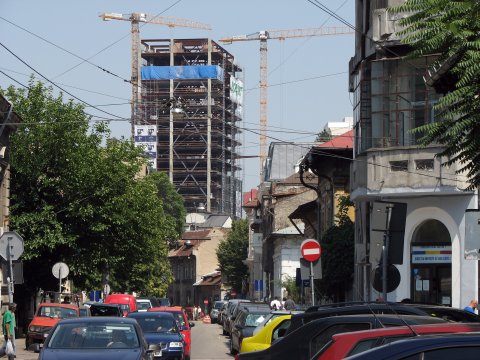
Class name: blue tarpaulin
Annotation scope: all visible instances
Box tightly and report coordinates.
[141,65,224,80]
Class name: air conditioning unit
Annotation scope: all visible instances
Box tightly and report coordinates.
[372,8,395,41]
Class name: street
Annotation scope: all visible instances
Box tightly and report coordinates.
[17,319,233,360]
[191,319,233,360]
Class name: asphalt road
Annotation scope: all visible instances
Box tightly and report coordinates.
[191,319,233,360]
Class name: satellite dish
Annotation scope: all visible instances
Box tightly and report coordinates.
[52,262,69,280]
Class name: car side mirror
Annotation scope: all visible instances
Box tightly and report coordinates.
[29,343,41,353]
[189,322,195,328]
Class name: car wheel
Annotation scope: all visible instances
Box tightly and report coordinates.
[230,338,237,355]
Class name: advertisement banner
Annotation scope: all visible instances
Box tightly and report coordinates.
[230,76,244,105]
[134,125,157,169]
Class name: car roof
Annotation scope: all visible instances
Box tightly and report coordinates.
[333,322,480,342]
[149,306,184,313]
[36,303,79,310]
[345,332,480,360]
[55,317,138,325]
[128,311,175,319]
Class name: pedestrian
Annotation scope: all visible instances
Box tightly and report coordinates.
[284,296,296,310]
[270,296,282,310]
[464,299,478,313]
[61,296,71,304]
[0,302,17,359]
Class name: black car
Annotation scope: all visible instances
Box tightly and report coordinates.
[230,305,271,355]
[345,332,480,360]
[90,303,123,317]
[237,314,447,360]
[128,311,184,360]
[222,299,251,336]
[32,316,159,360]
[287,302,443,335]
[229,302,270,337]
[398,302,480,322]
[210,300,227,324]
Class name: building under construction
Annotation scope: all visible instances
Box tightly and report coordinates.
[135,38,243,217]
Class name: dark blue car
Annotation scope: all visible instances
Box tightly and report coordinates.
[128,311,184,360]
[33,316,158,360]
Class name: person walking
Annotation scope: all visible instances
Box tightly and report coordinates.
[270,296,282,310]
[464,299,478,313]
[284,296,296,311]
[0,303,17,359]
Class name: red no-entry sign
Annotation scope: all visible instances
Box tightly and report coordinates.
[301,239,322,262]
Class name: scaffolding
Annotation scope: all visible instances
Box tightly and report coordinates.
[138,38,243,217]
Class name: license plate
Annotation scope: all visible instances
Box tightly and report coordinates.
[154,350,162,357]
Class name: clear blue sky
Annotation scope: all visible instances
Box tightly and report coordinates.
[0,0,355,192]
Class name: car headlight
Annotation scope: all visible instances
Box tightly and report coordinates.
[29,325,50,332]
[169,342,183,348]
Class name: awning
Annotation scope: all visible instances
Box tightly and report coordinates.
[290,200,317,219]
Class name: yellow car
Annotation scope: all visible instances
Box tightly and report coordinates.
[240,315,292,353]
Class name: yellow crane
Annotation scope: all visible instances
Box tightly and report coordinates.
[219,27,354,178]
[99,12,212,135]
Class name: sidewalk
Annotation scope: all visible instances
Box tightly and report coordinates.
[15,346,37,360]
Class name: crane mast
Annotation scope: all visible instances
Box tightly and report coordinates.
[99,12,212,137]
[220,26,354,179]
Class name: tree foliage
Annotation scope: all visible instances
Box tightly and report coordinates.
[316,195,354,302]
[216,219,249,294]
[389,0,480,189]
[315,129,332,143]
[2,80,183,296]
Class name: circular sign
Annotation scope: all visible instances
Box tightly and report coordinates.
[301,239,322,262]
[371,264,401,293]
[52,262,69,279]
[0,231,24,261]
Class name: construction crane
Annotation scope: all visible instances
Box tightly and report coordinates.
[100,12,212,136]
[219,27,354,179]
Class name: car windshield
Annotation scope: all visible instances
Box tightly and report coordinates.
[133,316,179,333]
[172,312,186,327]
[47,322,140,349]
[214,302,224,309]
[38,306,78,319]
[137,301,151,311]
[245,314,267,327]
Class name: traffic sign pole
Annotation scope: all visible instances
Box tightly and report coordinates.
[300,239,322,306]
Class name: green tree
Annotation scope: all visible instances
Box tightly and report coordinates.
[316,195,354,302]
[216,219,249,295]
[279,276,300,303]
[149,171,186,247]
[2,80,177,296]
[389,0,480,189]
[315,129,332,143]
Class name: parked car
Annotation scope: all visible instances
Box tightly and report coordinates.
[90,303,123,317]
[252,310,304,336]
[137,298,153,312]
[30,316,159,360]
[25,303,80,349]
[128,311,185,359]
[157,298,171,307]
[230,305,271,355]
[344,332,480,360]
[229,302,269,337]
[398,302,480,322]
[104,294,137,317]
[149,306,194,360]
[318,322,480,359]
[222,299,251,336]
[210,300,227,324]
[287,301,445,336]
[240,315,292,353]
[217,301,228,325]
[235,314,447,360]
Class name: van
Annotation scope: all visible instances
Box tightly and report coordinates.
[104,294,137,316]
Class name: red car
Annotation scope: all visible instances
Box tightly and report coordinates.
[25,303,79,349]
[317,322,480,359]
[149,306,195,359]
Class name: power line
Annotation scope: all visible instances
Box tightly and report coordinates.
[0,41,125,120]
[53,0,183,79]
[0,16,132,84]
[0,67,131,101]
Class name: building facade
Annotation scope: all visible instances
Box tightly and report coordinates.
[136,38,243,217]
[349,0,478,306]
